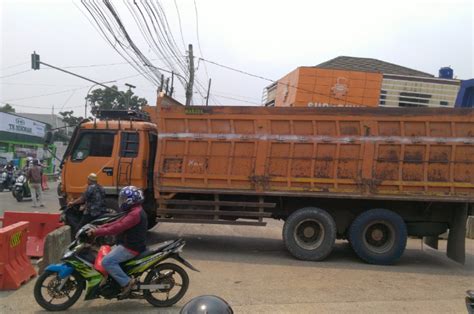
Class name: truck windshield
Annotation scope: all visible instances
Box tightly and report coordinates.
[71,132,115,161]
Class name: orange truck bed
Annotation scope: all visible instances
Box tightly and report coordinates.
[146,95,474,202]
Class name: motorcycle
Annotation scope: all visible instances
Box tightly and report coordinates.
[12,173,32,202]
[60,204,117,237]
[0,170,14,192]
[59,205,84,235]
[467,290,474,314]
[34,213,198,311]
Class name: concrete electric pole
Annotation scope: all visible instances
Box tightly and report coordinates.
[185,44,194,106]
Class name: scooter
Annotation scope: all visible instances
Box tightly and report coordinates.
[34,213,198,311]
[12,172,32,202]
[0,170,14,192]
[60,205,116,237]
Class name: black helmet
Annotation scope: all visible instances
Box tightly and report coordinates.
[180,295,233,314]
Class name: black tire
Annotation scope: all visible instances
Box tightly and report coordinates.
[0,185,4,192]
[283,207,337,261]
[143,263,189,307]
[348,208,407,265]
[15,190,23,202]
[34,270,85,311]
[143,197,157,229]
[147,211,157,229]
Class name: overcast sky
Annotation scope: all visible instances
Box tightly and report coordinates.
[0,0,472,115]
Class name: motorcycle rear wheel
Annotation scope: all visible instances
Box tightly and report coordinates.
[143,263,189,307]
[34,271,85,311]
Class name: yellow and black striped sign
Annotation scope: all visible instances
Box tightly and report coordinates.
[9,231,23,248]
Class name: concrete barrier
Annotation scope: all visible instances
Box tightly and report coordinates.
[37,226,71,274]
[467,216,474,239]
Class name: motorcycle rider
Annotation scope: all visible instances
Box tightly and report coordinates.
[67,173,106,227]
[86,186,148,298]
[27,159,44,207]
[4,160,15,172]
[2,161,15,189]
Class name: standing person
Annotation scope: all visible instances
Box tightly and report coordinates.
[67,173,107,227]
[86,186,148,298]
[27,159,44,208]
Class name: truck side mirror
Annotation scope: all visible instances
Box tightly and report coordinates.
[44,131,53,145]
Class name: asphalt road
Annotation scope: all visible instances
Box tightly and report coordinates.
[0,183,473,313]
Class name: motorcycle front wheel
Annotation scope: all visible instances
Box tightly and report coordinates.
[15,190,23,202]
[34,271,85,311]
[143,263,189,307]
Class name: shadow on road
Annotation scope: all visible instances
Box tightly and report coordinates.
[147,228,474,277]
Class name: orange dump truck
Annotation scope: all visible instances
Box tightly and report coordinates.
[58,94,474,265]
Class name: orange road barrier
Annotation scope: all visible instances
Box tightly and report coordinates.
[1,212,63,257]
[0,221,37,290]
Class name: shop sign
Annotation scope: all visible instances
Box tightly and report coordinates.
[0,113,46,138]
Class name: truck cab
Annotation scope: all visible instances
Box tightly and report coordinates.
[59,110,157,217]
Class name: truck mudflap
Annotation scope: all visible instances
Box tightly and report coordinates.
[446,203,468,264]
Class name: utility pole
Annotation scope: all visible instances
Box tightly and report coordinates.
[185,44,194,106]
[205,78,212,106]
[125,83,136,109]
[170,72,174,97]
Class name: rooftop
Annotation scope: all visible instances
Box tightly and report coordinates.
[315,56,434,77]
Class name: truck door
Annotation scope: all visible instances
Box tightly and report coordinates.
[63,130,117,195]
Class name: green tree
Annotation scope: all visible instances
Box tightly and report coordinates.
[86,85,147,112]
[59,110,83,127]
[54,111,83,142]
[0,103,15,113]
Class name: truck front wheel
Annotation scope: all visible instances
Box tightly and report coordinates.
[283,207,336,261]
[348,208,407,265]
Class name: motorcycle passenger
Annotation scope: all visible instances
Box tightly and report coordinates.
[27,159,44,208]
[86,186,148,298]
[67,173,107,227]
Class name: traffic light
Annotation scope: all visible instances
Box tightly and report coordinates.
[31,52,40,70]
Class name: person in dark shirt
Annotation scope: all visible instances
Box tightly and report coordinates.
[87,186,147,298]
[68,173,106,227]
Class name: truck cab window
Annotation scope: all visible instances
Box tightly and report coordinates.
[71,132,115,160]
[120,132,139,157]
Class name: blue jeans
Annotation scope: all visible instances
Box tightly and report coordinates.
[102,245,136,287]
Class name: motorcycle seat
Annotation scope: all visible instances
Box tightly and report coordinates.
[132,240,175,260]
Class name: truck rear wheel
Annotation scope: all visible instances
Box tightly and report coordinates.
[348,208,407,265]
[283,207,336,261]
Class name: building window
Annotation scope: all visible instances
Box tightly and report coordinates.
[72,132,115,160]
[439,101,448,106]
[380,90,387,106]
[120,132,139,157]
[398,92,431,107]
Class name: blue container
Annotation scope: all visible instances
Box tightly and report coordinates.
[439,67,454,79]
